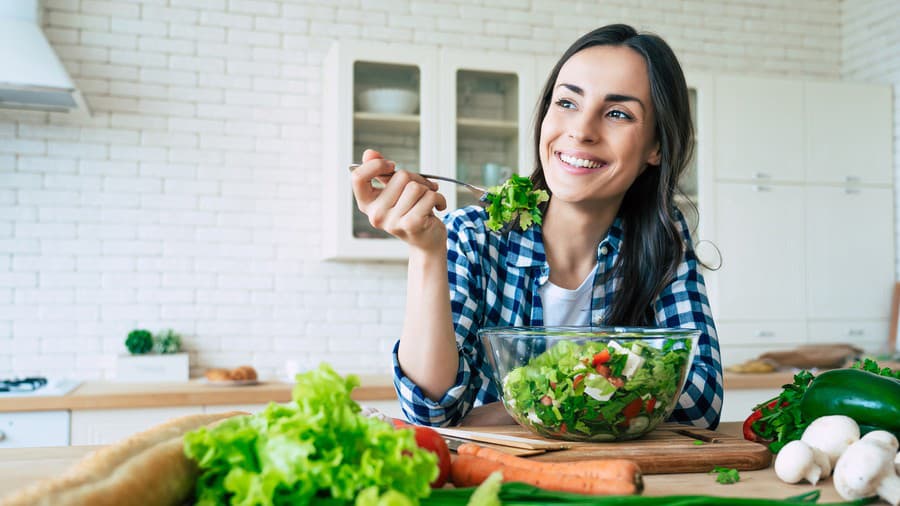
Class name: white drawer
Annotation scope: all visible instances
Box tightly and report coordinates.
[716,320,807,346]
[0,410,70,448]
[807,320,888,350]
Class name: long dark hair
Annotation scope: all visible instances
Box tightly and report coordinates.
[531,24,694,326]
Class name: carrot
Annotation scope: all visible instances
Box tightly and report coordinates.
[456,443,642,484]
[451,444,643,496]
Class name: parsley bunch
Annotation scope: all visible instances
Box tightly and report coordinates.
[483,174,549,232]
[852,357,900,379]
[751,370,814,454]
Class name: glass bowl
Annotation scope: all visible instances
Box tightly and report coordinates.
[478,326,699,442]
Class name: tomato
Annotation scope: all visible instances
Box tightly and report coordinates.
[540,395,553,406]
[645,397,656,414]
[609,376,624,388]
[592,349,611,366]
[622,398,643,419]
[572,374,585,389]
[391,419,451,488]
[595,364,611,378]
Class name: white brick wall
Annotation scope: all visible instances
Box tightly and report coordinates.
[0,0,855,380]
[841,0,900,279]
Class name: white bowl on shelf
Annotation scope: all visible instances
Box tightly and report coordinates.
[357,88,418,114]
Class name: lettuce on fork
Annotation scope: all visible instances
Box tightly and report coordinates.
[183,364,437,505]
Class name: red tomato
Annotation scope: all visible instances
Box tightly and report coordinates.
[572,374,585,389]
[645,397,656,414]
[622,398,643,419]
[592,349,611,366]
[595,364,611,378]
[391,419,451,488]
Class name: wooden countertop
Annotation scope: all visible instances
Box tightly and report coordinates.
[0,423,865,503]
[0,376,396,413]
[0,372,805,413]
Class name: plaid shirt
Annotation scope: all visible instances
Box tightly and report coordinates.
[392,206,724,429]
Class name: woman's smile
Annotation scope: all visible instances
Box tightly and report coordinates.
[555,150,609,175]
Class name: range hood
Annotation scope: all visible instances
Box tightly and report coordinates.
[0,0,89,115]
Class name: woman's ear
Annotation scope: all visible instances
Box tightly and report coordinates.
[647,143,661,167]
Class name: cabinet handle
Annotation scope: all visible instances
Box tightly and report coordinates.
[0,430,5,442]
[844,188,860,195]
[753,185,772,192]
[754,172,770,179]
[845,176,860,183]
[756,330,775,337]
[847,328,865,336]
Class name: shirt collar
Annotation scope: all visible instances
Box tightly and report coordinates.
[505,215,624,268]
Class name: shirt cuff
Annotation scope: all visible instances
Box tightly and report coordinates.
[391,340,472,426]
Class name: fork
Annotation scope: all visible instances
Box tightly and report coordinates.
[348,163,489,200]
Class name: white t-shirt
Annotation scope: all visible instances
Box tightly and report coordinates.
[539,266,595,326]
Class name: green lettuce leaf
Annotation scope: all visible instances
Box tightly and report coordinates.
[184,363,437,505]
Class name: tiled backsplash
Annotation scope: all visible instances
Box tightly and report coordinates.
[0,0,896,379]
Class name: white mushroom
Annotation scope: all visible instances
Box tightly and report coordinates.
[774,440,832,485]
[860,430,900,453]
[895,452,899,475]
[833,431,900,506]
[800,415,860,468]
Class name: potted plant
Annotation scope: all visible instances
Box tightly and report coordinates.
[116,328,189,382]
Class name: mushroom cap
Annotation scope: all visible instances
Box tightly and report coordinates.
[775,440,827,485]
[833,438,896,500]
[861,430,899,454]
[801,415,860,466]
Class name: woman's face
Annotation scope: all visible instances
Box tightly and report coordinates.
[539,45,660,208]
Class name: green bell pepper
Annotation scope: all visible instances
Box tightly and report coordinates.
[799,368,900,432]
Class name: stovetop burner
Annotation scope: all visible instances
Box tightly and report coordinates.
[0,377,48,393]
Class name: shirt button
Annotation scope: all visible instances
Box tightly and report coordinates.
[600,246,609,255]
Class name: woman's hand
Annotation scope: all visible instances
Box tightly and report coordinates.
[350,149,448,253]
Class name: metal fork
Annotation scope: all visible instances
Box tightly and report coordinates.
[348,163,489,200]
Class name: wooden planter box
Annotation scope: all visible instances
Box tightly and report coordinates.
[115,353,189,382]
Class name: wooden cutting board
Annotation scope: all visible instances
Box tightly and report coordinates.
[448,423,772,475]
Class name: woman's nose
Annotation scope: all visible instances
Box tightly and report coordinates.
[567,116,599,143]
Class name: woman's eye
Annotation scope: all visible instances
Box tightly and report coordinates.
[607,109,633,120]
[554,98,576,110]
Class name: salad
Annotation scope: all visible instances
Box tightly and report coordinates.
[501,337,692,441]
[483,174,549,232]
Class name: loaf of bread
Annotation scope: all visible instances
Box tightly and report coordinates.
[204,365,257,382]
[0,411,247,506]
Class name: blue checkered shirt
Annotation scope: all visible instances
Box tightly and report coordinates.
[392,206,724,429]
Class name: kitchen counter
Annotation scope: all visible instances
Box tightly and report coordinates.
[0,371,802,413]
[0,376,396,413]
[0,422,857,503]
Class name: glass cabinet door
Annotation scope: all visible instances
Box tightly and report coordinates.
[439,50,534,213]
[351,61,421,239]
[455,70,520,209]
[322,41,437,261]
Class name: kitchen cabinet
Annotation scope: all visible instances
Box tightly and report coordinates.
[714,76,805,183]
[0,410,70,448]
[804,81,893,185]
[71,406,203,446]
[322,41,535,261]
[708,75,894,365]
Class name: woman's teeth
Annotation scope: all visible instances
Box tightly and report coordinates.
[559,153,604,169]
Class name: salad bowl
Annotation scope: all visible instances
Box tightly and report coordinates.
[478,326,699,442]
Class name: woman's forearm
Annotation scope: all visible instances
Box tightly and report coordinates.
[397,247,459,402]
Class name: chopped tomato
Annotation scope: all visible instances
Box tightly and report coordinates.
[572,374,584,389]
[595,364,611,378]
[549,381,557,389]
[540,395,553,406]
[623,398,643,419]
[646,397,656,414]
[592,349,611,366]
[609,376,625,388]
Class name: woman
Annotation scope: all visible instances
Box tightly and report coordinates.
[350,24,723,429]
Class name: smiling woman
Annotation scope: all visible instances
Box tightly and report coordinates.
[349,24,723,431]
